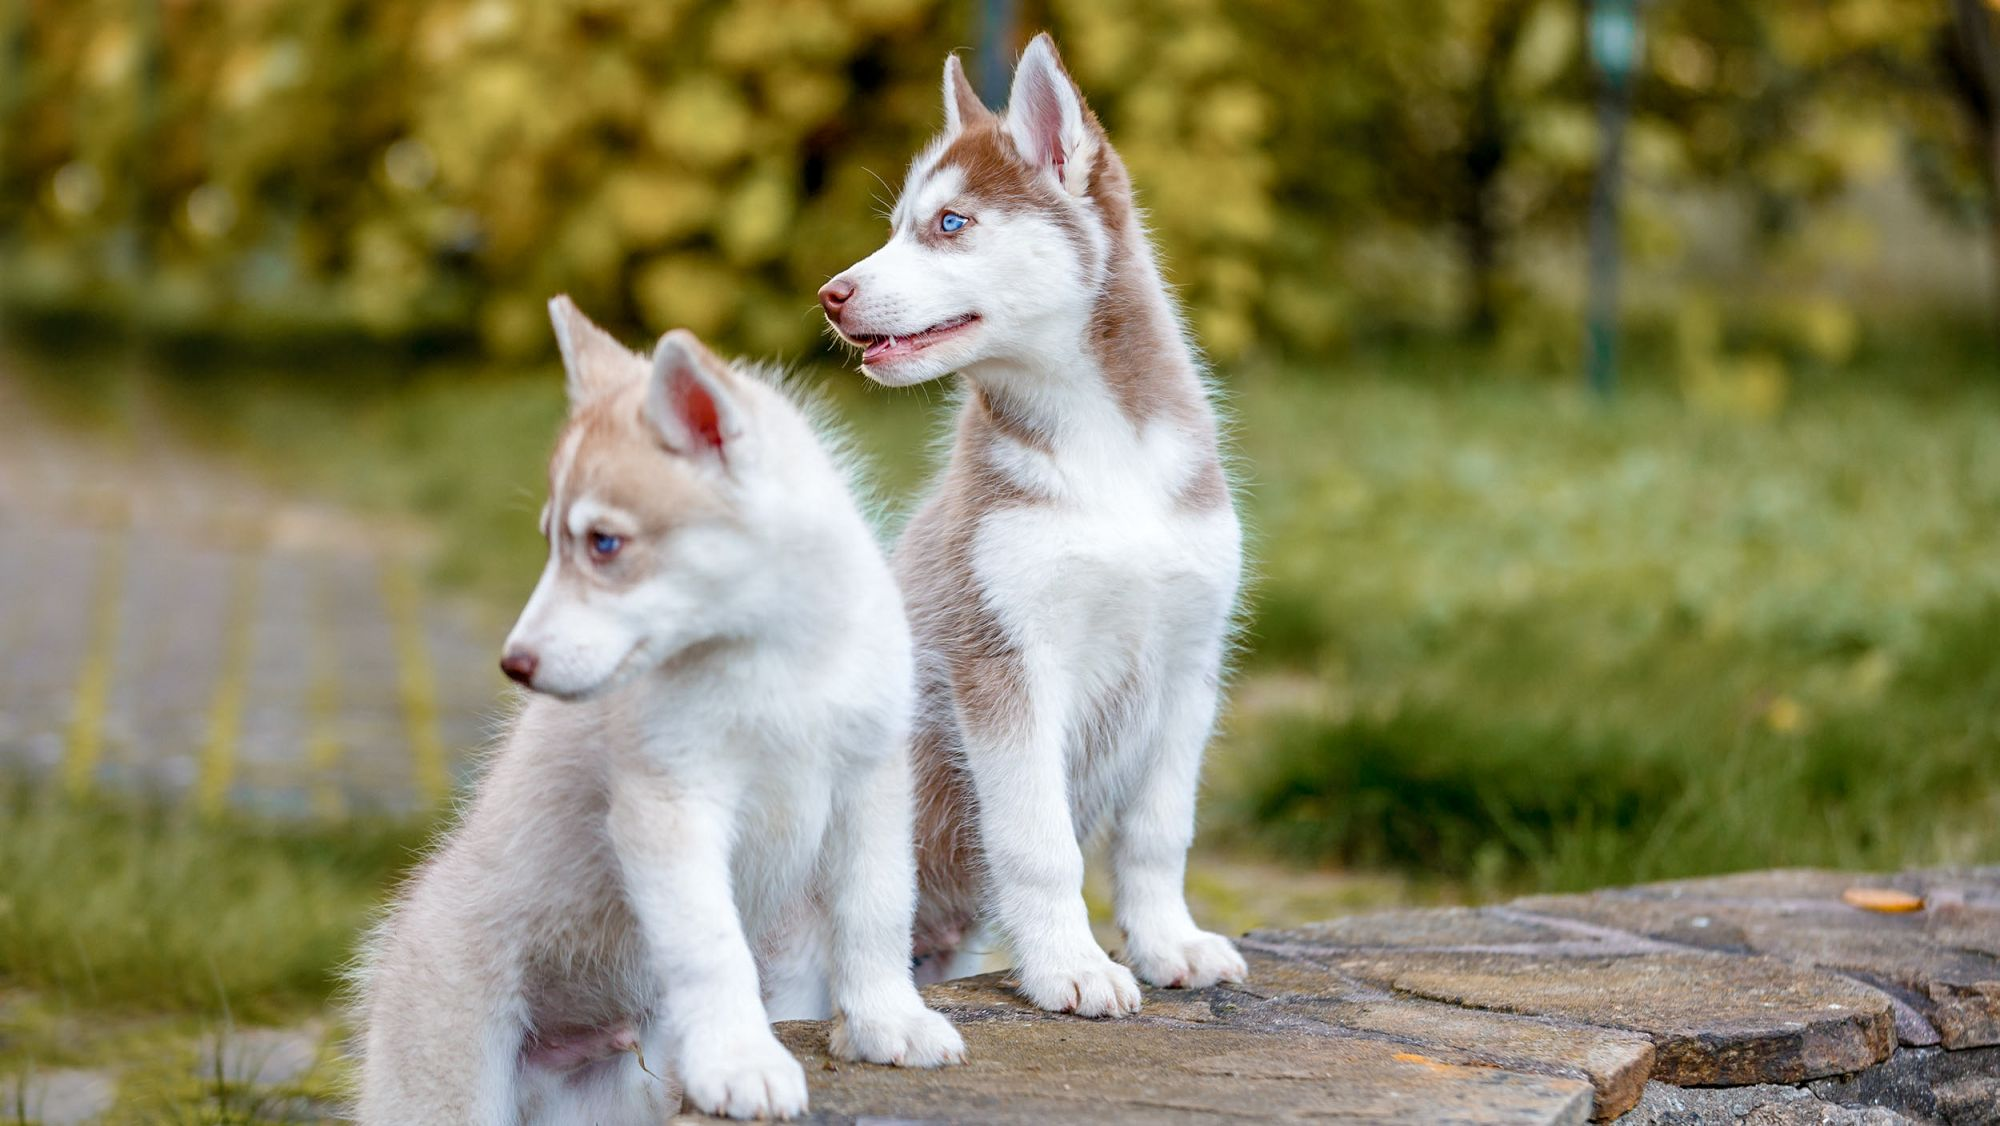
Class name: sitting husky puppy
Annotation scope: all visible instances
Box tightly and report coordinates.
[354,299,963,1124]
[817,36,1248,1018]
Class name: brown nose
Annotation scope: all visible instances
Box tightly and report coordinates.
[499,650,538,686]
[818,277,856,323]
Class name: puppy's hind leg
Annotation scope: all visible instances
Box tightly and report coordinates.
[357,987,526,1126]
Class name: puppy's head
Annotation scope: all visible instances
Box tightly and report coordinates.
[499,298,758,700]
[817,34,1116,386]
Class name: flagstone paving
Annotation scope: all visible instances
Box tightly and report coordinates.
[0,380,503,816]
[775,867,1999,1124]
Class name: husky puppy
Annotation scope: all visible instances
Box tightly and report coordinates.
[818,35,1248,1018]
[354,300,963,1124]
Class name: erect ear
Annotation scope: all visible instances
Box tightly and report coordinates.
[942,52,994,135]
[549,295,642,410]
[645,329,746,464]
[1003,33,1097,196]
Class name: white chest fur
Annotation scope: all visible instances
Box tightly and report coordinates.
[971,412,1240,747]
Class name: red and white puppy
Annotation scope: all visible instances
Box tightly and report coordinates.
[821,35,1248,1018]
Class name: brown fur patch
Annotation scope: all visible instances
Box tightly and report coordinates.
[929,125,1094,266]
[1177,453,1231,511]
[896,408,1049,950]
[546,381,731,588]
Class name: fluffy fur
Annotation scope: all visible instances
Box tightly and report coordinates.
[818,36,1249,1018]
[352,300,962,1124]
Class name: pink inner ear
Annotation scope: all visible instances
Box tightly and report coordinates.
[673,375,726,451]
[1021,75,1068,175]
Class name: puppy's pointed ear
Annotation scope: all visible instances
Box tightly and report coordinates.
[942,52,994,135]
[1003,33,1097,196]
[646,329,746,465]
[549,295,641,410]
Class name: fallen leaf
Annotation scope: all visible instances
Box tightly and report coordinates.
[1841,887,1922,913]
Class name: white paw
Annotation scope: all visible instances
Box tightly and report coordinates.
[679,1031,809,1120]
[1017,952,1143,1018]
[832,1004,966,1068]
[1126,928,1248,990]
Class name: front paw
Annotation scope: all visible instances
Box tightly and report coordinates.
[1016,952,1143,1018]
[680,1031,808,1120]
[1126,928,1248,990]
[832,1004,966,1068]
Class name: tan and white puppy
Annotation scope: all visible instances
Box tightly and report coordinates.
[819,35,1248,1019]
[354,300,962,1124]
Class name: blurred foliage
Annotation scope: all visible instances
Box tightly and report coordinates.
[1,0,1995,366]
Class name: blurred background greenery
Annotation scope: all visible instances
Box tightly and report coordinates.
[3,0,2000,1117]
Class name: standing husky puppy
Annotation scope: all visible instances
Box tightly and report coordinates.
[355,300,963,1124]
[818,34,1247,1019]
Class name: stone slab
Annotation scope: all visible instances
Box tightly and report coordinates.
[1808,1044,2000,1124]
[0,1068,118,1126]
[1614,1081,1911,1125]
[196,1022,327,1089]
[1516,870,2000,1048]
[1279,944,1895,1087]
[774,1012,1596,1125]
[1219,950,1655,1120]
[929,953,1658,1121]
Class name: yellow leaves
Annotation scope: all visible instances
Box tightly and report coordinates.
[1521,105,1597,172]
[1196,82,1270,148]
[761,68,845,127]
[348,221,429,335]
[1509,0,1577,94]
[633,254,740,338]
[82,23,137,89]
[1198,308,1256,363]
[481,290,553,359]
[603,168,718,246]
[719,166,797,266]
[1787,298,1859,366]
[1653,34,1716,92]
[218,41,306,111]
[709,0,857,69]
[463,0,522,47]
[648,76,752,169]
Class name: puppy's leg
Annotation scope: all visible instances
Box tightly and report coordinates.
[825,745,965,1067]
[357,969,524,1126]
[607,781,808,1122]
[1111,641,1247,991]
[962,667,1142,1018]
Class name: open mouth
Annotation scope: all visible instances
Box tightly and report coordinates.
[848,314,980,364]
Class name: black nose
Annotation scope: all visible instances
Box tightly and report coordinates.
[818,277,856,323]
[499,650,538,686]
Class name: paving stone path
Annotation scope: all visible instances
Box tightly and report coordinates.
[778,868,1999,1124]
[0,378,501,815]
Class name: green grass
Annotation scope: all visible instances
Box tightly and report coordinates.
[0,788,431,1017]
[1221,344,2000,890]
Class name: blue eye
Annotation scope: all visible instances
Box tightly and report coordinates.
[588,532,623,559]
[939,211,968,233]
